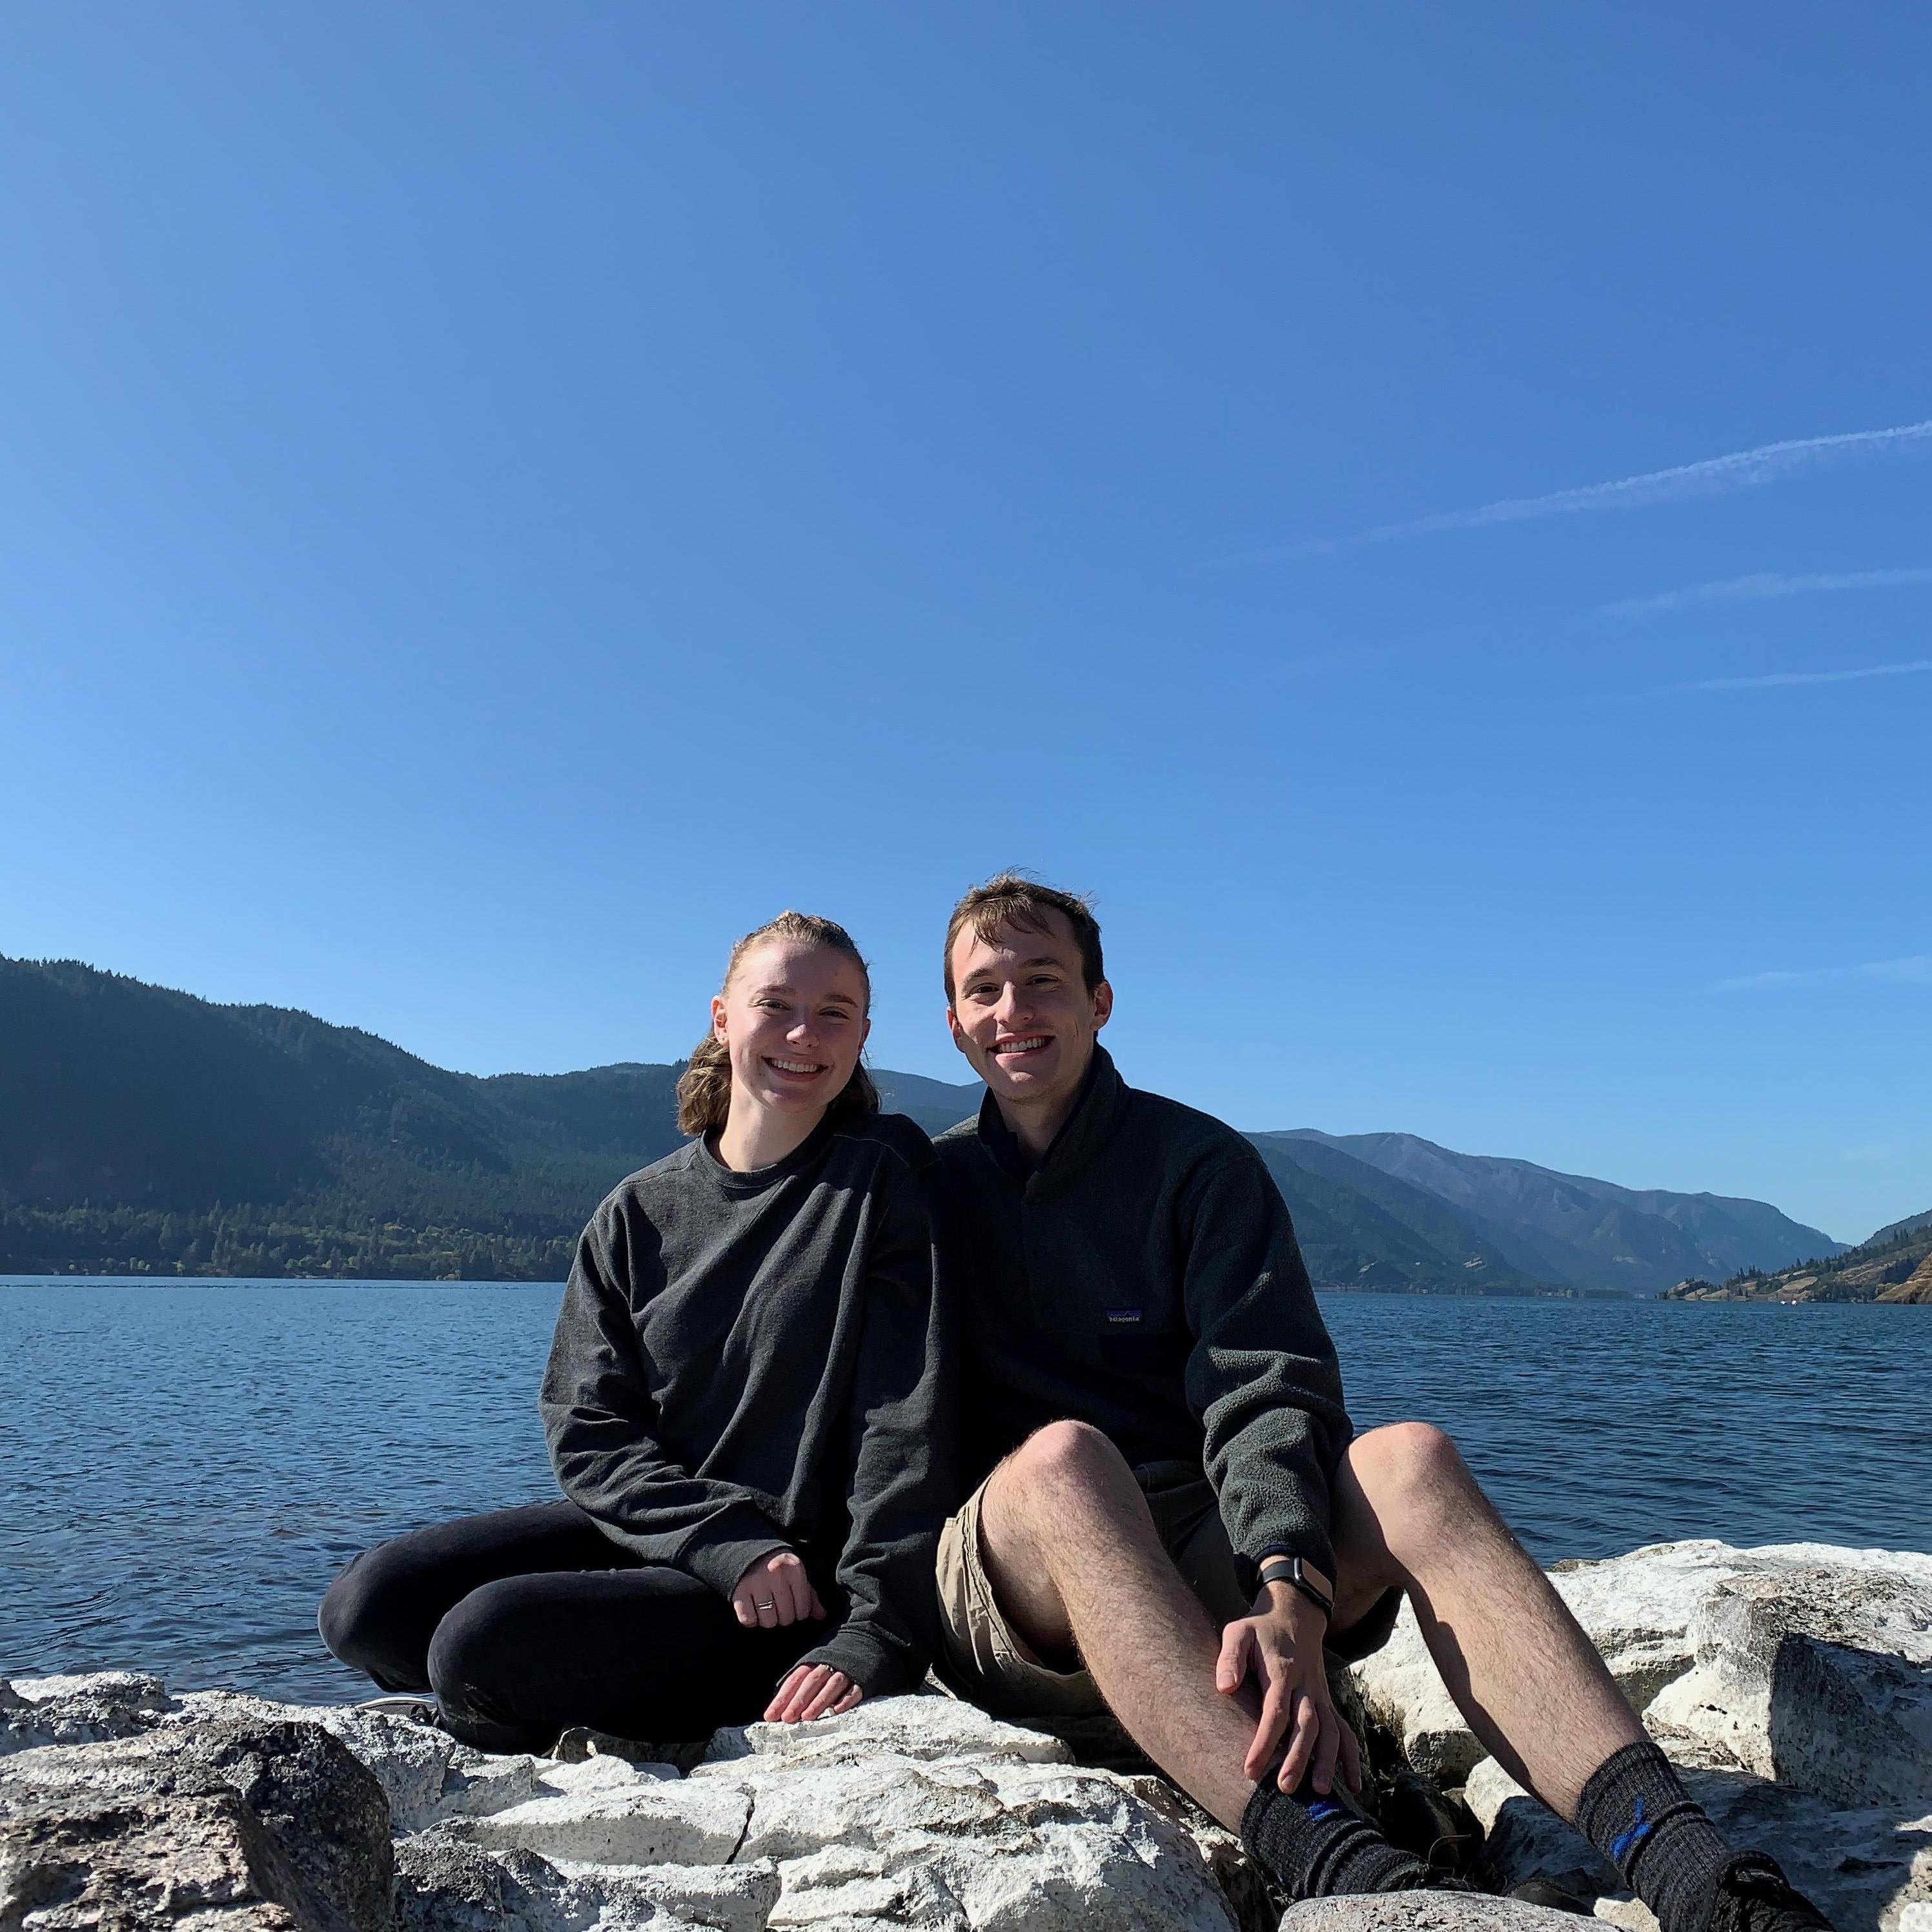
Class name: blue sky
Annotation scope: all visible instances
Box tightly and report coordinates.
[4,6,1927,1242]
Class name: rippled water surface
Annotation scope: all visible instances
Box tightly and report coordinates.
[2,1280,1927,1702]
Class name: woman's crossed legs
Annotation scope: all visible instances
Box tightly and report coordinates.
[319,1500,816,1753]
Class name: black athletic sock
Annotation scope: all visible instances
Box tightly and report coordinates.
[1241,1777,1434,1897]
[1576,1741,1732,1932]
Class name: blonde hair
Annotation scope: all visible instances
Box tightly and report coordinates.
[675,911,880,1137]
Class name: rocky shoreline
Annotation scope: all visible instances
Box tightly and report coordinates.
[3,1540,1927,1932]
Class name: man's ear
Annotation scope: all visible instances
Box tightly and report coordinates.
[1092,979,1114,1030]
[711,993,729,1044]
[945,1006,971,1056]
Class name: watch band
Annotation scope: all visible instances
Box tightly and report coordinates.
[1257,1555,1334,1619]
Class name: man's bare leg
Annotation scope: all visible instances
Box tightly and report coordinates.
[978,1416,1643,1829]
[977,1418,1283,1830]
[1327,1421,1645,1818]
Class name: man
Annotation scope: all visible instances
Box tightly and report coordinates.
[930,873,1829,1931]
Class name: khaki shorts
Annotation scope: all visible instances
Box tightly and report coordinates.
[933,1461,1400,1757]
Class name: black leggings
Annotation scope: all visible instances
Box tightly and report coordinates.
[318,1500,820,1753]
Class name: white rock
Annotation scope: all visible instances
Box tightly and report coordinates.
[1463,1754,1932,1932]
[441,1776,753,1866]
[1645,1556,1932,1809]
[700,1693,1073,1771]
[1350,1541,1932,1795]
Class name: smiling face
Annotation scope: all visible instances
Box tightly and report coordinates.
[946,910,1113,1143]
[712,938,871,1128]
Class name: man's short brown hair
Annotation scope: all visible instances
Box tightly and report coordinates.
[942,873,1105,1003]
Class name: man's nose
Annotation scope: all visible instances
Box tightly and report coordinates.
[993,983,1029,1026]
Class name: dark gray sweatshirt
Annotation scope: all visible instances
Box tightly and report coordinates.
[540,1108,953,1698]
[935,1046,1352,1585]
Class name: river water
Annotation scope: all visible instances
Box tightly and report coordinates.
[2,1279,1926,1703]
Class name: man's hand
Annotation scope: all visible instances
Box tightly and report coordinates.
[764,1662,862,1724]
[1215,1584,1363,1796]
[731,1551,827,1629]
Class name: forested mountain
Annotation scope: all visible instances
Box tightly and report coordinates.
[1281,1129,1842,1296]
[0,956,1842,1293]
[1668,1212,1932,1304]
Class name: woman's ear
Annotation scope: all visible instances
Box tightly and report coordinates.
[711,993,730,1044]
[860,1015,872,1049]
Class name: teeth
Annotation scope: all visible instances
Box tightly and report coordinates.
[769,1058,824,1074]
[995,1038,1048,1054]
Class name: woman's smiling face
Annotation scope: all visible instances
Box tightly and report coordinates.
[711,938,871,1126]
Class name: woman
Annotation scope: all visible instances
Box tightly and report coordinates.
[320,911,953,1753]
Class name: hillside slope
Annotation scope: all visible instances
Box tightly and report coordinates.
[1667,1213,1932,1304]
[1281,1129,1841,1294]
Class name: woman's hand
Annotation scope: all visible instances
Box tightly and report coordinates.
[731,1550,827,1629]
[764,1662,862,1723]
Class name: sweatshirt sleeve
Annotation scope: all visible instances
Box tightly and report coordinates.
[795,1152,956,1698]
[1181,1147,1353,1589]
[540,1202,793,1599]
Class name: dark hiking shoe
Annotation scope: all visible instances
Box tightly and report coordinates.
[354,1694,443,1728]
[1702,1852,1835,1932]
[1509,1876,1596,1915]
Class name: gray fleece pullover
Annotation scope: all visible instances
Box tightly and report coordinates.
[935,1046,1352,1587]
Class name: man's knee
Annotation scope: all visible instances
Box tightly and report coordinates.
[1350,1420,1481,1547]
[1003,1419,1134,1507]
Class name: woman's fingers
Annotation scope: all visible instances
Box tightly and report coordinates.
[808,1585,828,1620]
[769,1663,831,1722]
[732,1586,758,1628]
[830,1683,862,1716]
[762,1664,813,1722]
[755,1591,780,1629]
[798,1669,851,1721]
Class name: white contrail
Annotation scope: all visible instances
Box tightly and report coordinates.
[1672,659,1932,692]
[1718,955,1932,991]
[1603,566,1932,617]
[1342,418,1932,545]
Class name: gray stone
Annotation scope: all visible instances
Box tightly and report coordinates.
[0,1671,174,1754]
[438,1776,753,1866]
[1281,1895,1588,1932]
[0,1717,393,1932]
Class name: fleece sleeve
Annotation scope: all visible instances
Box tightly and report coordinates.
[540,1206,792,1599]
[1181,1148,1354,1589]
[794,1157,956,1698]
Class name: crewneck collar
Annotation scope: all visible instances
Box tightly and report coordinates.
[975,1044,1126,1196]
[697,1108,840,1196]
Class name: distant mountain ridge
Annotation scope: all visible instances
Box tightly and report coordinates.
[0,956,1843,1291]
[1280,1129,1843,1296]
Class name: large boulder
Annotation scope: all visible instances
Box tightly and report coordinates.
[0,1712,393,1932]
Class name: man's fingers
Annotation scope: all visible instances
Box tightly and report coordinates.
[1215,1623,1252,1695]
[1244,1680,1290,1780]
[1276,1693,1320,1793]
[1338,1717,1365,1795]
[1310,1701,1342,1796]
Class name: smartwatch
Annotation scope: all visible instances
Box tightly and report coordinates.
[1257,1554,1334,1620]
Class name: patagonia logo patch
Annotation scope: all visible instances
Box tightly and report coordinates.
[1105,1308,1143,1325]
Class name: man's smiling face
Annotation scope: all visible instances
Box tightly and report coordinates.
[946,910,1113,1133]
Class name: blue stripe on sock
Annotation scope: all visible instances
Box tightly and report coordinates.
[1610,1798,1652,1865]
